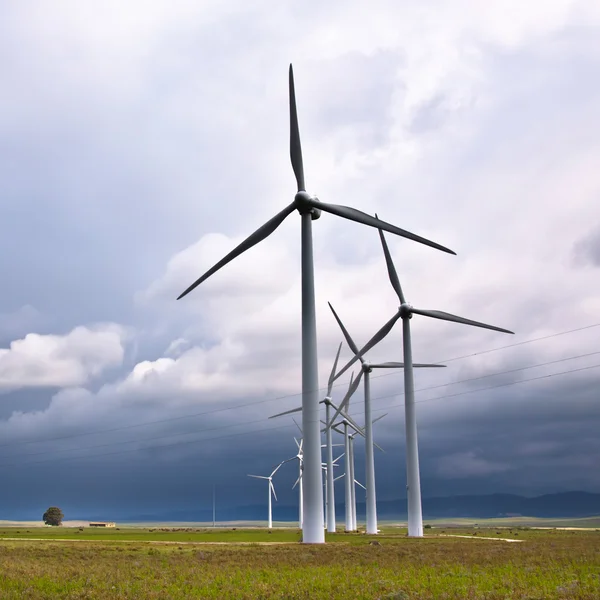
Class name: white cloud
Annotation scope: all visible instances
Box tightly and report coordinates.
[0,324,126,390]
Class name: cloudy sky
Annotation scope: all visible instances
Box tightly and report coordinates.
[1,0,600,521]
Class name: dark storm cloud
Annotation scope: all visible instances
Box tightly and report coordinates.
[0,336,598,520]
[1,2,600,521]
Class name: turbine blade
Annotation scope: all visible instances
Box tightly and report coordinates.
[270,480,278,502]
[177,203,296,300]
[289,64,305,192]
[374,442,386,453]
[292,477,300,490]
[344,369,364,403]
[328,303,361,357]
[410,307,515,335]
[376,222,406,304]
[334,473,345,482]
[333,312,402,381]
[344,413,366,437]
[345,418,366,439]
[248,474,269,480]
[271,463,284,477]
[292,417,303,435]
[332,453,345,464]
[354,479,366,490]
[369,361,446,368]
[269,406,302,419]
[327,342,343,396]
[304,198,455,255]
[327,370,364,429]
[372,413,388,425]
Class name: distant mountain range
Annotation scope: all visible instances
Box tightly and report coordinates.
[112,491,600,523]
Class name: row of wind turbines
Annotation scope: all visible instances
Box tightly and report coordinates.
[177,64,514,542]
[259,349,388,534]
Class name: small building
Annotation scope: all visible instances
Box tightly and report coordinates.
[89,522,116,528]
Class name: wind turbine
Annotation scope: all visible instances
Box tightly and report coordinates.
[176,65,456,543]
[269,342,358,533]
[334,223,514,537]
[327,302,446,534]
[247,459,290,529]
[291,435,304,529]
[321,453,343,527]
[332,412,388,532]
[328,372,363,532]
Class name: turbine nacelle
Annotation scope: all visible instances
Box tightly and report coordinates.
[295,191,321,220]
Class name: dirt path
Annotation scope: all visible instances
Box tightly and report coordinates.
[438,534,524,543]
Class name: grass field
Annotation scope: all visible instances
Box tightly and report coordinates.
[1,527,599,598]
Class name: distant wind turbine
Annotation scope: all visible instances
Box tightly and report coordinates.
[176,66,455,544]
[334,222,514,537]
[332,412,388,532]
[247,459,291,529]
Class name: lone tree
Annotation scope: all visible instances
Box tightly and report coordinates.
[43,506,64,526]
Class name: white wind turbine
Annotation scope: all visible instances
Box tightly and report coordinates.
[330,374,359,532]
[290,437,342,530]
[269,342,363,533]
[322,452,344,526]
[327,302,445,534]
[332,413,388,532]
[334,413,387,533]
[334,222,514,537]
[290,435,304,529]
[325,372,374,532]
[247,459,291,529]
[176,66,456,543]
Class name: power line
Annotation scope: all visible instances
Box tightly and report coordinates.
[369,362,600,415]
[2,322,598,450]
[0,422,298,469]
[433,322,600,365]
[1,358,597,469]
[2,349,596,460]
[1,413,288,461]
[377,350,600,400]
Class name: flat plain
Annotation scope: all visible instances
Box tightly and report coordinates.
[1,526,599,599]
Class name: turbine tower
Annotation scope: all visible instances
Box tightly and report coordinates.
[327,302,445,534]
[334,223,514,537]
[176,67,455,544]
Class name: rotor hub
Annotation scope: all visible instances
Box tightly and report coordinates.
[295,191,321,220]
[400,303,413,319]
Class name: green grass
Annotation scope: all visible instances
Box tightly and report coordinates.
[0,527,599,598]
